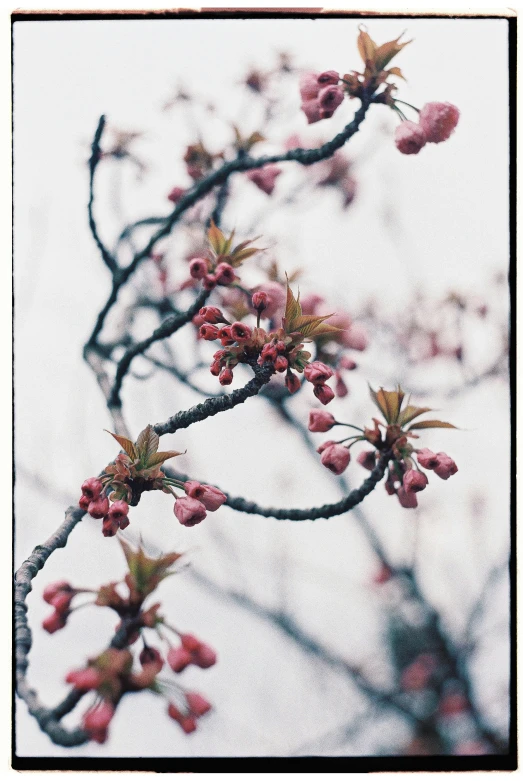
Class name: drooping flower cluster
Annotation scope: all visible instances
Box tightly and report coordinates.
[308,386,458,508]
[299,70,345,124]
[199,282,341,403]
[79,425,226,535]
[44,539,216,742]
[394,102,460,155]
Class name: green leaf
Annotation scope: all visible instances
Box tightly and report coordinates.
[207,220,227,254]
[146,450,183,467]
[374,34,412,71]
[135,425,159,465]
[399,405,432,426]
[408,420,457,430]
[105,430,137,460]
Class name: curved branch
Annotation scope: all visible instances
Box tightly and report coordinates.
[109,288,210,407]
[88,116,118,275]
[153,361,275,436]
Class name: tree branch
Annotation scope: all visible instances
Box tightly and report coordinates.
[88,115,118,275]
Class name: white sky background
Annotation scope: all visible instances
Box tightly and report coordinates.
[13,16,510,759]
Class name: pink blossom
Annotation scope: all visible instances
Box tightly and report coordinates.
[199,324,220,341]
[167,186,186,203]
[193,643,217,669]
[43,580,72,605]
[304,361,334,385]
[301,99,322,125]
[313,383,335,405]
[43,611,67,634]
[189,257,209,280]
[318,70,340,87]
[139,646,164,670]
[299,71,321,101]
[246,164,282,195]
[88,495,110,519]
[308,409,336,432]
[107,500,129,523]
[419,102,460,143]
[174,496,207,527]
[199,306,227,324]
[167,646,192,673]
[168,704,198,734]
[219,367,234,386]
[416,448,440,469]
[285,372,301,394]
[251,281,286,320]
[50,590,75,614]
[215,262,236,285]
[335,374,348,397]
[252,291,268,312]
[102,517,119,537]
[66,667,102,691]
[185,481,227,512]
[230,321,252,341]
[318,85,344,117]
[181,633,201,652]
[433,452,458,480]
[81,477,103,501]
[186,692,212,716]
[83,701,115,732]
[320,444,351,475]
[317,439,336,454]
[357,450,377,471]
[397,486,418,508]
[274,355,288,373]
[394,121,427,155]
[403,469,429,493]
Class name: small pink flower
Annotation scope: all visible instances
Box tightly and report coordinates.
[317,70,340,86]
[433,452,458,480]
[320,444,351,475]
[181,633,202,652]
[252,291,268,312]
[209,360,222,376]
[403,469,429,493]
[397,486,418,508]
[43,611,67,634]
[219,367,234,386]
[318,85,344,118]
[51,590,75,614]
[66,667,102,691]
[79,494,91,510]
[102,517,119,537]
[308,409,336,432]
[301,99,322,125]
[174,496,207,527]
[304,361,334,385]
[167,186,186,203]
[186,692,212,717]
[81,477,103,501]
[167,646,192,673]
[185,481,227,512]
[199,306,227,324]
[394,121,427,155]
[285,372,301,394]
[193,643,217,669]
[246,164,282,195]
[230,322,252,341]
[88,495,109,520]
[416,448,440,469]
[203,274,217,291]
[199,324,220,341]
[357,450,377,471]
[83,700,115,732]
[189,257,210,280]
[274,355,288,373]
[215,262,236,285]
[43,580,72,605]
[313,383,335,405]
[251,282,286,320]
[107,500,129,523]
[299,71,321,101]
[419,102,460,143]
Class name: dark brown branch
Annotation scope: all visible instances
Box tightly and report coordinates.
[88,115,118,275]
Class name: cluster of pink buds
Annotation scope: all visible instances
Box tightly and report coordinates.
[394,102,460,155]
[42,581,81,634]
[303,361,335,405]
[189,256,236,291]
[308,386,459,508]
[168,691,212,734]
[299,70,345,124]
[79,478,130,537]
[173,481,227,528]
[167,633,217,673]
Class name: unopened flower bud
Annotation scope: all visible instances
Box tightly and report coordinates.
[83,701,115,732]
[301,99,322,125]
[403,469,429,493]
[81,477,103,501]
[304,361,334,385]
[419,102,460,143]
[209,360,222,376]
[185,481,227,512]
[318,85,344,116]
[66,667,102,691]
[274,355,288,373]
[43,611,67,634]
[43,580,72,605]
[320,444,351,475]
[252,291,268,311]
[285,371,301,394]
[317,439,336,454]
[199,306,227,324]
[230,322,252,341]
[51,590,75,614]
[189,257,210,280]
[433,452,458,480]
[174,497,207,527]
[394,121,427,155]
[167,186,186,203]
[357,450,377,471]
[203,274,217,291]
[102,517,119,537]
[215,262,236,286]
[107,500,129,521]
[335,375,348,397]
[180,633,202,653]
[416,448,439,469]
[308,409,336,432]
[397,486,418,508]
[139,646,164,669]
[167,646,192,673]
[186,692,212,716]
[318,70,340,86]
[88,495,109,519]
[219,367,234,385]
[313,383,335,405]
[193,643,217,669]
[199,324,220,341]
